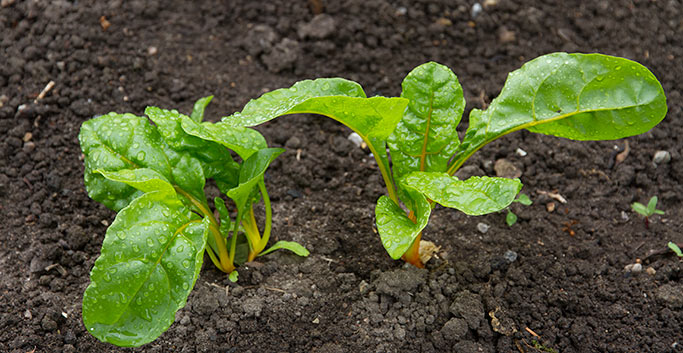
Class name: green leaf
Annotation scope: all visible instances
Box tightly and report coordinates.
[94,168,175,196]
[388,62,465,181]
[451,53,667,172]
[259,240,310,257]
[653,209,665,215]
[82,191,209,347]
[515,193,533,206]
[375,192,431,260]
[190,96,213,123]
[646,196,659,214]
[227,148,284,224]
[79,113,173,211]
[402,172,522,216]
[222,78,409,198]
[668,242,683,258]
[631,202,648,216]
[506,210,518,226]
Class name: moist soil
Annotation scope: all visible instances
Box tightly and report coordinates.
[1,1,682,352]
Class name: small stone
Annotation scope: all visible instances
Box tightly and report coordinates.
[503,250,518,263]
[477,222,489,234]
[312,317,319,324]
[147,46,158,56]
[631,263,642,273]
[22,132,32,142]
[646,267,656,276]
[546,202,556,213]
[395,7,407,16]
[624,264,634,272]
[347,132,363,148]
[494,158,522,178]
[498,27,516,44]
[621,211,629,221]
[471,3,483,18]
[515,148,527,156]
[653,150,671,165]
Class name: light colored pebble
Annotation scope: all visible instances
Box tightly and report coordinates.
[477,222,489,234]
[653,150,671,164]
[347,132,363,148]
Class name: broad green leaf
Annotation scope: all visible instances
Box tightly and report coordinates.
[227,148,284,219]
[167,152,206,202]
[375,191,431,260]
[653,209,665,215]
[388,62,465,181]
[82,191,209,347]
[402,172,522,216]
[506,211,518,226]
[222,78,409,197]
[95,168,175,196]
[451,53,667,172]
[259,240,310,257]
[79,113,172,211]
[190,96,213,123]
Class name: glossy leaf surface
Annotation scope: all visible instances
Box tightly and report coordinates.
[79,113,172,211]
[375,191,431,260]
[402,172,522,216]
[451,53,667,172]
[388,62,465,180]
[82,191,208,347]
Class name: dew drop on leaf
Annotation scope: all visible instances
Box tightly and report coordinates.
[146,238,154,247]
[136,151,146,161]
[182,283,189,290]
[182,260,191,268]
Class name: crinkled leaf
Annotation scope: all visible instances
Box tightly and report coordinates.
[144,106,241,187]
[259,240,310,257]
[452,53,667,171]
[82,191,209,347]
[388,62,465,181]
[79,113,172,211]
[190,96,213,123]
[226,148,284,219]
[222,78,409,192]
[402,172,522,216]
[375,192,431,260]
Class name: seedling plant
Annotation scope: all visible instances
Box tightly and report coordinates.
[631,196,665,229]
[506,193,532,226]
[79,98,308,346]
[223,52,667,268]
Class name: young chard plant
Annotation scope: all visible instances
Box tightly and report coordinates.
[223,52,667,268]
[79,97,308,347]
[631,195,665,229]
[506,193,532,226]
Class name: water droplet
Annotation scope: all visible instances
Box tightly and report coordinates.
[182,260,191,269]
[146,238,154,247]
[115,232,126,240]
[615,66,622,71]
[137,151,146,161]
[103,273,112,282]
[182,283,189,290]
[136,297,143,305]
[176,245,185,253]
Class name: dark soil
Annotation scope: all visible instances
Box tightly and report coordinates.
[1,0,682,352]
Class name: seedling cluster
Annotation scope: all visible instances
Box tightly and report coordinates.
[79,53,667,346]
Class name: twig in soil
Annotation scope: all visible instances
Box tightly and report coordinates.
[525,326,540,338]
[536,190,567,204]
[642,243,683,262]
[22,177,33,191]
[33,81,55,103]
[608,141,629,169]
